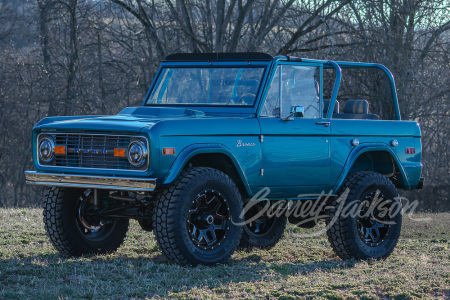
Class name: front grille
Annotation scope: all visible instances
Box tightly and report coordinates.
[40,133,148,170]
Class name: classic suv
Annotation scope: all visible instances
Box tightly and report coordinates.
[26,53,423,266]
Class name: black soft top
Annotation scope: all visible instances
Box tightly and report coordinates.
[163,52,273,61]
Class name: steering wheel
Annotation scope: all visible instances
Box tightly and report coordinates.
[229,93,256,105]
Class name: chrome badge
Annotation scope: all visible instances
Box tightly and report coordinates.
[236,140,256,147]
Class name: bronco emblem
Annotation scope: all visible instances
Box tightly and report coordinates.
[236,140,256,147]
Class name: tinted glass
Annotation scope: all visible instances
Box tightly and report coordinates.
[147,67,265,106]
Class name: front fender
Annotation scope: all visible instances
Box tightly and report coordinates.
[162,144,253,196]
[333,143,411,192]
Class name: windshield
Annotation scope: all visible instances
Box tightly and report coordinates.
[146,67,265,106]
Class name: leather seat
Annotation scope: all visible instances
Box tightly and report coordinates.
[323,99,340,117]
[332,99,379,120]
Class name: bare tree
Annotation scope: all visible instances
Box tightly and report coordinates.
[0,0,447,208]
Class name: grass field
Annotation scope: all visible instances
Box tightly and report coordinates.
[0,209,448,299]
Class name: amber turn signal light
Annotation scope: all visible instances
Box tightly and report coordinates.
[114,148,126,157]
[162,148,175,155]
[54,146,66,155]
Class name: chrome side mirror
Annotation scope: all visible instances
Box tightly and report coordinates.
[283,106,304,121]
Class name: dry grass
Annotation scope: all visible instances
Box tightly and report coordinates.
[0,209,449,299]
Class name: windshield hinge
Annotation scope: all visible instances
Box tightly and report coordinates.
[260,135,264,143]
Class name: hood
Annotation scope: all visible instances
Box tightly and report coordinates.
[34,107,207,133]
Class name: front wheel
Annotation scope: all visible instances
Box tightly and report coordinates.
[239,200,287,250]
[43,187,129,256]
[153,167,243,266]
[326,171,402,260]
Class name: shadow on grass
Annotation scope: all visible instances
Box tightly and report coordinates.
[269,260,356,277]
[232,253,357,277]
[0,251,356,298]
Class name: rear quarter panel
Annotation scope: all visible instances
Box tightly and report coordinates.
[330,119,422,190]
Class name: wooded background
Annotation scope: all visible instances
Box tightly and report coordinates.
[0,0,448,210]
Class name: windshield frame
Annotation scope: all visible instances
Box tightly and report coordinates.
[143,61,272,115]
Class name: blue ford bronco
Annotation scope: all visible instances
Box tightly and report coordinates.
[26,53,424,266]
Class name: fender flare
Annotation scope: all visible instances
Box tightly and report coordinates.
[333,143,411,192]
[162,143,253,196]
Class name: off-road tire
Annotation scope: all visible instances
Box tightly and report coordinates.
[153,167,244,266]
[239,215,287,250]
[326,171,402,260]
[43,186,129,256]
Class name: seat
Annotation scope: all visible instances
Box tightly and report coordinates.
[323,99,340,117]
[332,99,379,120]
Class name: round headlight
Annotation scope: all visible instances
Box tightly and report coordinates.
[39,137,55,163]
[127,141,147,167]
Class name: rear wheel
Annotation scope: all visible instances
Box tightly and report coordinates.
[43,187,129,256]
[326,171,402,260]
[153,167,243,266]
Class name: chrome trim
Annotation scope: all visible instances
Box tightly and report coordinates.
[351,139,360,147]
[127,140,148,167]
[25,171,156,191]
[38,136,55,163]
[36,133,150,172]
[316,121,330,127]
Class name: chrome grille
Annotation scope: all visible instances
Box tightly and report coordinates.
[41,133,148,170]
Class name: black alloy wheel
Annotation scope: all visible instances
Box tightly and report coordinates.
[187,189,231,250]
[239,200,287,250]
[326,171,402,260]
[153,167,244,266]
[43,187,129,256]
[75,191,118,242]
[356,190,392,247]
[244,202,276,235]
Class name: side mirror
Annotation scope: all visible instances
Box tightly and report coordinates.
[283,106,304,121]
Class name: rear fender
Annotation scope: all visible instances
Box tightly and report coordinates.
[334,143,411,192]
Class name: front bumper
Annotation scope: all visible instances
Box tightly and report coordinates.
[25,171,157,191]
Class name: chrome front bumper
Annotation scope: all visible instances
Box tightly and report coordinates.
[25,171,157,191]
